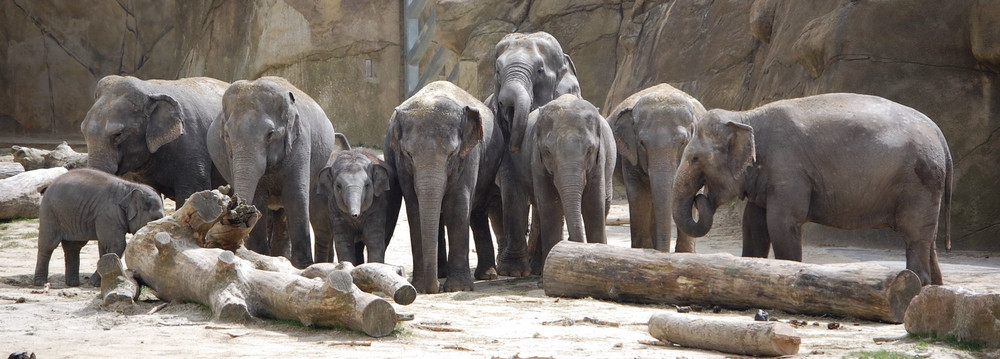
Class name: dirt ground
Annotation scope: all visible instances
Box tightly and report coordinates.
[1,194,998,358]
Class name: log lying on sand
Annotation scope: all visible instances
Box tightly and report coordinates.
[543,241,922,323]
[904,286,1000,348]
[303,262,417,305]
[0,167,67,219]
[0,162,24,179]
[97,253,140,306]
[123,188,398,337]
[649,311,800,356]
[12,142,88,170]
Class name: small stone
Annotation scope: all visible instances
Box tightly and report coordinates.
[827,322,841,330]
[753,309,769,321]
[676,306,691,313]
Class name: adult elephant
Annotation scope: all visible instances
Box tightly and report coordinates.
[672,93,952,286]
[608,84,705,252]
[488,31,581,277]
[207,77,336,268]
[384,81,504,293]
[81,76,228,207]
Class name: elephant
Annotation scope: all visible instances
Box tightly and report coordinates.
[81,75,228,207]
[34,168,164,287]
[487,31,581,277]
[384,81,504,293]
[207,77,336,268]
[608,84,705,252]
[671,93,952,286]
[509,94,615,272]
[312,141,398,265]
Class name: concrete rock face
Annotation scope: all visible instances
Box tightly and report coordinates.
[904,286,1000,348]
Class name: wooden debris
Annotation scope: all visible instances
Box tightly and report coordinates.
[648,311,800,356]
[327,341,372,347]
[443,345,473,351]
[96,253,140,306]
[0,167,67,219]
[415,324,463,332]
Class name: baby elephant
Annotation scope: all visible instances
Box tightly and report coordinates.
[34,168,164,287]
[313,148,395,265]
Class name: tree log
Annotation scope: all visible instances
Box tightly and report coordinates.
[649,311,800,356]
[11,142,87,170]
[97,253,140,306]
[302,262,416,305]
[0,162,24,179]
[0,167,68,219]
[123,188,398,337]
[543,241,921,323]
[904,286,1000,348]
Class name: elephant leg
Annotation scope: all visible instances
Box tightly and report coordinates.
[33,228,60,286]
[741,201,771,258]
[282,177,314,268]
[442,194,474,292]
[527,208,544,275]
[895,198,943,286]
[471,206,498,280]
[582,176,608,245]
[269,209,291,260]
[485,186,504,258]
[496,162,531,277]
[61,240,87,287]
[310,196,333,263]
[532,183,565,275]
[437,223,447,278]
[765,190,809,261]
[245,189,271,255]
[355,239,366,264]
[623,169,654,249]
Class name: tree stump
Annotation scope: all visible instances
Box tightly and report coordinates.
[649,311,800,356]
[0,167,67,219]
[904,286,1000,348]
[123,188,399,337]
[543,241,921,323]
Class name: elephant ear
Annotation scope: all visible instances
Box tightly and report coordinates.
[460,106,484,158]
[284,91,301,156]
[371,162,391,195]
[333,133,351,152]
[145,94,185,153]
[315,166,335,196]
[119,188,145,232]
[554,53,581,98]
[610,107,639,166]
[726,121,756,180]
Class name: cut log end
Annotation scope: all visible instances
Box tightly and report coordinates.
[96,253,139,306]
[393,286,417,306]
[327,271,355,293]
[888,270,922,323]
[360,299,397,338]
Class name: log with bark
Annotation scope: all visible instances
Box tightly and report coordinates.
[648,311,800,356]
[11,142,88,170]
[122,187,400,337]
[0,167,68,219]
[543,241,922,323]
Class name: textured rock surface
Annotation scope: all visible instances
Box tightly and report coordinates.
[904,286,1000,348]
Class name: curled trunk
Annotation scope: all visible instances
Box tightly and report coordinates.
[498,79,532,151]
[671,168,715,237]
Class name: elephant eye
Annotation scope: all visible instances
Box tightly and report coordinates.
[537,67,544,74]
[112,132,126,145]
[266,129,276,140]
[336,183,342,190]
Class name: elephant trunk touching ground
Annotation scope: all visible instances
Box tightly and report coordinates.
[648,161,683,251]
[414,170,447,293]
[672,160,715,238]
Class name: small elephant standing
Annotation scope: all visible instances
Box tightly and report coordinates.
[515,94,616,271]
[81,76,228,207]
[207,77,336,268]
[608,84,705,252]
[384,81,504,293]
[313,143,397,265]
[34,168,164,287]
[672,93,952,286]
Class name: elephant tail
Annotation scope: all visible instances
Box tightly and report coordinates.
[943,145,953,251]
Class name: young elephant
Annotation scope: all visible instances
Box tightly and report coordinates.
[34,168,164,287]
[312,146,396,265]
[514,94,616,271]
[608,84,705,252]
[672,93,952,286]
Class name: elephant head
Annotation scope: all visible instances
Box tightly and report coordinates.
[493,31,580,152]
[81,76,185,176]
[316,149,391,264]
[672,110,756,237]
[533,95,609,242]
[218,78,303,202]
[120,184,165,234]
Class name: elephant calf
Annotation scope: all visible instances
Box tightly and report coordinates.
[312,146,397,265]
[34,168,164,287]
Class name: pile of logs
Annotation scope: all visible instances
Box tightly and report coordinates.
[12,142,88,170]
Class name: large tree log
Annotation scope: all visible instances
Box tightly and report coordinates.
[543,241,921,323]
[904,286,1000,348]
[0,167,67,219]
[303,262,417,305]
[123,188,399,337]
[649,311,800,356]
[11,142,87,170]
[0,162,24,179]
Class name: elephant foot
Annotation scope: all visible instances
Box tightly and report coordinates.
[442,275,474,292]
[32,276,47,287]
[496,257,531,277]
[529,255,545,276]
[88,273,102,287]
[475,266,498,281]
[411,276,440,294]
[66,276,80,287]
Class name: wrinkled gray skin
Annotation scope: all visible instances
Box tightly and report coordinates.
[486,31,581,277]
[207,77,336,268]
[672,93,952,286]
[384,81,504,294]
[608,84,705,252]
[34,168,164,287]
[313,144,397,265]
[511,95,615,272]
[81,76,228,207]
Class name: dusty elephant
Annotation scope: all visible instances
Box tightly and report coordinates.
[608,83,705,252]
[487,31,581,277]
[34,168,164,287]
[672,93,952,286]
[384,81,504,293]
[207,77,336,268]
[81,76,228,207]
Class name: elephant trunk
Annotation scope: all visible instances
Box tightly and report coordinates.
[86,146,120,175]
[415,171,446,293]
[231,153,265,204]
[648,162,678,251]
[556,172,586,243]
[346,185,363,218]
[498,71,532,152]
[671,163,716,238]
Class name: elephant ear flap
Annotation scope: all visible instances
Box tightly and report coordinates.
[284,92,301,155]
[372,162,391,195]
[315,166,334,196]
[119,189,141,230]
[460,106,484,158]
[726,121,756,179]
[333,133,351,152]
[563,53,578,76]
[145,94,185,153]
[610,107,639,165]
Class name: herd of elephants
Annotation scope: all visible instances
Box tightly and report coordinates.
[32,32,952,295]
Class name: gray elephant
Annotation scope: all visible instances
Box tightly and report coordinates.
[608,84,705,252]
[207,77,336,268]
[487,31,581,277]
[81,76,228,207]
[313,141,398,265]
[672,93,952,286]
[512,94,615,272]
[34,168,164,287]
[384,81,504,293]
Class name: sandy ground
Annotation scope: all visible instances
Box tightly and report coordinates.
[1,196,999,359]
